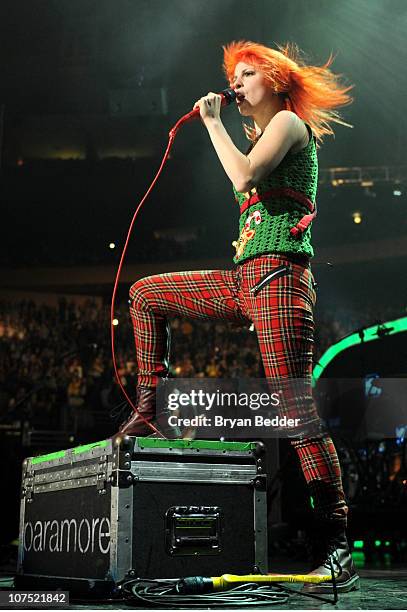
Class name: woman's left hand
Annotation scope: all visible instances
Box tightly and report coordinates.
[193,92,222,123]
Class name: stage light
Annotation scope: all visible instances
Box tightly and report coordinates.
[112,318,119,326]
[352,551,364,564]
[393,189,402,196]
[109,242,116,249]
[352,211,362,224]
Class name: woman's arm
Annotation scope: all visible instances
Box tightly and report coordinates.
[194,93,305,193]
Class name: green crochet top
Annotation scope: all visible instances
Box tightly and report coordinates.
[233,127,318,264]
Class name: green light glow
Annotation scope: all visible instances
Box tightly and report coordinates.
[310,495,315,509]
[313,315,407,383]
[353,540,364,549]
[375,540,381,547]
[351,551,365,568]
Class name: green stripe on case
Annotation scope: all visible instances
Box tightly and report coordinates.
[73,440,108,454]
[136,438,256,452]
[32,450,66,464]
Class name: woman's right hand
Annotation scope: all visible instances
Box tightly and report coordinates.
[193,92,222,124]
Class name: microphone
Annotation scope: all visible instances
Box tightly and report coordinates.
[170,88,236,136]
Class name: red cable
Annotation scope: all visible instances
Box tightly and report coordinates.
[110,96,234,438]
[110,119,188,438]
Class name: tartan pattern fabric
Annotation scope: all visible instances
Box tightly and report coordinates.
[292,437,348,523]
[129,269,247,386]
[129,254,347,523]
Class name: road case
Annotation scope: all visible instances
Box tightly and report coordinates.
[16,436,268,595]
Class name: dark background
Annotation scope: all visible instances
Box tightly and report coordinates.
[0,0,406,565]
[1,0,406,308]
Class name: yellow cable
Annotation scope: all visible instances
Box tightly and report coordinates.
[211,573,335,591]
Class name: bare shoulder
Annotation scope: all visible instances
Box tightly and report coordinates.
[267,110,307,134]
[264,110,308,151]
[267,110,302,129]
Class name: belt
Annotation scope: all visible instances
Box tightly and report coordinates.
[238,187,317,237]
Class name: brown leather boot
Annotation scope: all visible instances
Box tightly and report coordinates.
[118,386,181,438]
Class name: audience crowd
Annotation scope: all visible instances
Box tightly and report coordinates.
[0,298,405,434]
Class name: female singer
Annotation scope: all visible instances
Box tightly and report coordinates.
[120,40,356,592]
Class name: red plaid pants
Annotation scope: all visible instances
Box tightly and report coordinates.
[129,254,347,523]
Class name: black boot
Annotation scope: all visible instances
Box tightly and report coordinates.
[117,386,181,438]
[303,527,360,593]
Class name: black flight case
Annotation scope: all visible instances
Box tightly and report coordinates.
[16,436,268,596]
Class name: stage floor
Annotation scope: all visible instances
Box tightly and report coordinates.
[1,553,406,609]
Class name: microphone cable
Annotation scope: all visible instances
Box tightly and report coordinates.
[122,578,289,607]
[110,89,236,438]
[120,569,339,607]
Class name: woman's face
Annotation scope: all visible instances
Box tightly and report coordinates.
[232,61,274,116]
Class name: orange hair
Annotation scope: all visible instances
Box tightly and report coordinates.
[223,40,353,142]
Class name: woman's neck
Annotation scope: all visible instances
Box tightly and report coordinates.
[252,95,286,134]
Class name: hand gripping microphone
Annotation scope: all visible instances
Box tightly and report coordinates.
[169,88,236,137]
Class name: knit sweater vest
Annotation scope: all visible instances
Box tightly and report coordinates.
[233,128,318,264]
